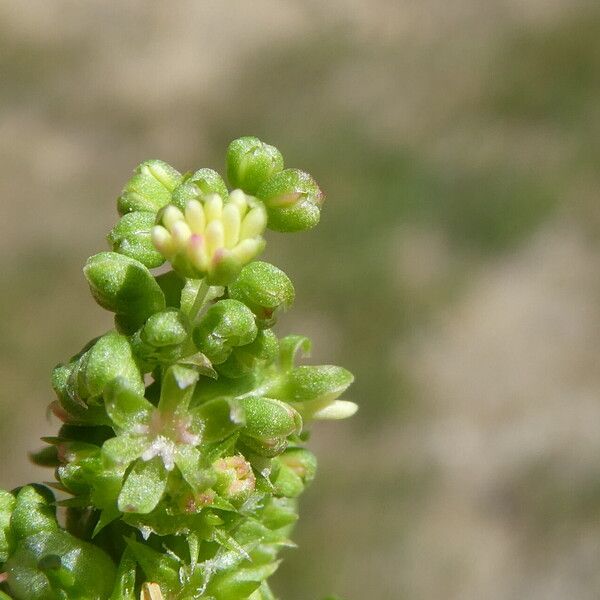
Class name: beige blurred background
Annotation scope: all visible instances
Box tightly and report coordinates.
[1,1,600,598]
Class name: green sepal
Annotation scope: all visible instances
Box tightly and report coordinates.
[280,365,354,403]
[192,398,243,443]
[109,547,137,600]
[10,485,58,540]
[278,335,311,371]
[5,529,116,600]
[155,270,186,309]
[239,397,302,457]
[158,364,199,417]
[102,435,147,466]
[84,252,165,329]
[29,445,60,468]
[131,309,189,367]
[125,538,180,593]
[104,377,153,432]
[118,458,168,514]
[171,168,228,210]
[108,211,165,268]
[217,329,278,379]
[69,331,145,403]
[174,445,212,493]
[207,560,281,600]
[118,159,182,215]
[226,136,284,195]
[228,261,294,328]
[141,309,188,348]
[272,448,317,498]
[193,299,258,364]
[260,497,299,530]
[256,168,323,232]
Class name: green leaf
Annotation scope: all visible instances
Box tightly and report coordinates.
[118,458,168,514]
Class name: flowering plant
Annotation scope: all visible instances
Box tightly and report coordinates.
[0,138,355,600]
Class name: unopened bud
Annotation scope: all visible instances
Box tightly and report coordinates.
[227,136,284,195]
[239,397,302,457]
[107,212,165,268]
[257,168,323,232]
[171,168,229,211]
[84,252,166,330]
[118,160,182,215]
[131,309,189,367]
[71,331,145,401]
[217,328,278,378]
[228,261,294,327]
[213,455,256,504]
[193,299,257,364]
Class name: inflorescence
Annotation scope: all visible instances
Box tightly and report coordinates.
[0,137,355,600]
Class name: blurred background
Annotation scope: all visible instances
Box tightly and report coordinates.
[1,1,600,598]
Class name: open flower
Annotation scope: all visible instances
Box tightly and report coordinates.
[101,366,208,514]
[151,190,267,285]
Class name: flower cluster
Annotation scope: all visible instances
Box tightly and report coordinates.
[0,137,355,600]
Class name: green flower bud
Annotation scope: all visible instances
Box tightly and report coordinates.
[229,261,295,327]
[260,497,298,530]
[239,397,302,457]
[84,252,166,330]
[0,489,16,562]
[193,299,257,364]
[217,328,279,378]
[171,168,229,211]
[107,211,165,268]
[117,159,182,215]
[256,168,324,232]
[71,331,145,402]
[213,455,256,504]
[5,529,116,600]
[152,192,267,284]
[227,136,284,195]
[141,309,188,348]
[131,309,189,367]
[10,485,58,541]
[272,448,317,498]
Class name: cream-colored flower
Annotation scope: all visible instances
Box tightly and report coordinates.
[151,190,267,284]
